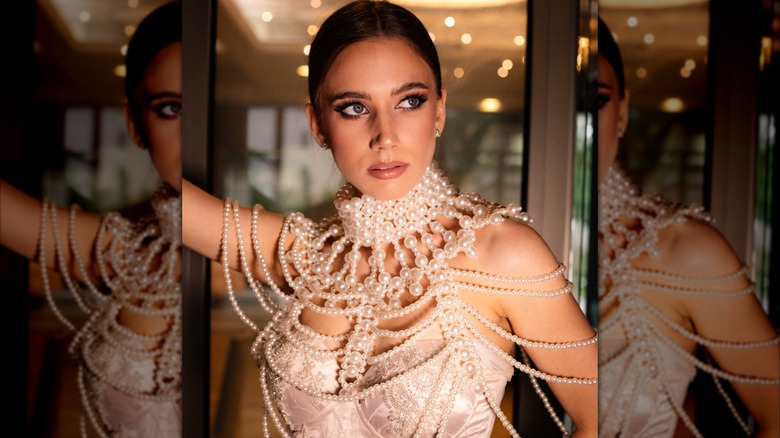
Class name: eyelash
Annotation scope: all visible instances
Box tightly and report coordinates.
[334,94,429,119]
[597,94,610,110]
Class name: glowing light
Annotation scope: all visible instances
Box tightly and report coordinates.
[444,16,455,27]
[127,0,139,8]
[514,35,525,46]
[124,25,135,37]
[497,67,509,78]
[310,0,321,7]
[479,98,502,112]
[636,67,647,78]
[461,33,472,44]
[684,59,696,70]
[680,67,691,78]
[453,67,464,78]
[262,12,273,22]
[627,16,638,27]
[303,45,311,55]
[502,59,513,70]
[297,65,309,77]
[643,33,655,44]
[660,97,684,112]
[114,65,126,78]
[79,11,91,22]
[307,25,318,36]
[696,35,708,46]
[120,44,128,56]
[429,32,436,42]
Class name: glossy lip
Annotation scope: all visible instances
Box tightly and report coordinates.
[368,161,408,179]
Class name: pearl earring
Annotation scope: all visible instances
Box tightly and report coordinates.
[321,142,328,149]
[435,129,441,138]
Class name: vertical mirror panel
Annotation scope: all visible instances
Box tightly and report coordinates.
[209,1,528,436]
[18,1,180,436]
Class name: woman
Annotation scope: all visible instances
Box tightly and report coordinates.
[1,2,182,436]
[184,1,597,436]
[597,16,779,438]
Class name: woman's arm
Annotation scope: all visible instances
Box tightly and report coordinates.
[666,221,780,437]
[475,221,598,437]
[181,178,287,286]
[1,179,103,284]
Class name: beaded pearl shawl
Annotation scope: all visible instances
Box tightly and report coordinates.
[221,162,597,437]
[598,164,780,438]
[39,184,181,438]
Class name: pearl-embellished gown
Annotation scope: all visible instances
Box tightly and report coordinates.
[221,163,597,437]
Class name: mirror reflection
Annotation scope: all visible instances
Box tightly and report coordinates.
[597,1,780,436]
[1,1,182,435]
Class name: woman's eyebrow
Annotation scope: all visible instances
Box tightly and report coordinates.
[392,81,429,96]
[144,91,182,103]
[330,90,369,102]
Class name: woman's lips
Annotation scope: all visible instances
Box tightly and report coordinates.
[368,162,408,179]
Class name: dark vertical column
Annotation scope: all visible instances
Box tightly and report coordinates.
[697,0,762,435]
[182,0,216,436]
[1,0,36,435]
[518,0,579,435]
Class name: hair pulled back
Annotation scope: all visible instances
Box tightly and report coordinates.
[125,1,182,138]
[598,17,625,98]
[308,0,442,113]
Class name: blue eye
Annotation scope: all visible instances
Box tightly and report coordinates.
[398,95,427,110]
[338,102,368,117]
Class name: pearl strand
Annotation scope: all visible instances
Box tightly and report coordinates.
[231,200,279,314]
[645,303,780,349]
[221,198,260,333]
[39,200,77,332]
[519,348,569,436]
[251,204,289,304]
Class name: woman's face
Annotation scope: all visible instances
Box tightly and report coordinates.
[126,42,182,192]
[306,37,446,200]
[597,54,629,182]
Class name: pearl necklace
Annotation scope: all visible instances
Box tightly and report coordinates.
[222,162,598,438]
[39,184,181,437]
[598,164,779,438]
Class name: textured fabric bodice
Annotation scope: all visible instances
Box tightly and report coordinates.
[268,337,512,437]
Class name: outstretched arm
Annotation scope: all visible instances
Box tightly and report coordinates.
[182,178,287,286]
[472,220,598,437]
[1,179,103,283]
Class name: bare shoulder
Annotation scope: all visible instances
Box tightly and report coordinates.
[655,217,744,277]
[469,218,561,279]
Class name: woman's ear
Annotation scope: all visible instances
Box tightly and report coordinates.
[305,103,328,147]
[436,89,447,133]
[123,104,145,148]
[618,89,630,135]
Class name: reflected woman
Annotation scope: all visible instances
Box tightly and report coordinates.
[0,1,182,436]
[184,1,597,436]
[597,16,780,438]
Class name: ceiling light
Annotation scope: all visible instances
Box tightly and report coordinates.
[479,98,503,112]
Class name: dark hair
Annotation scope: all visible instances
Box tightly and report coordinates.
[308,0,442,113]
[125,1,182,139]
[599,17,625,98]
